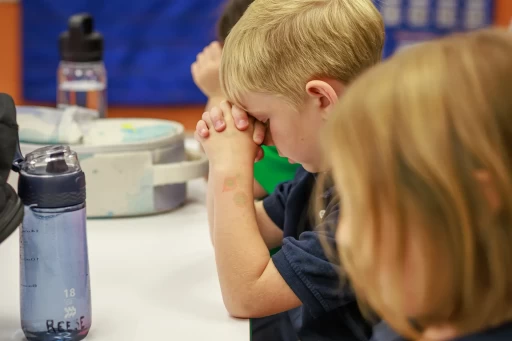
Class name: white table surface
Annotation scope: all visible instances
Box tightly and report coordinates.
[0,178,249,341]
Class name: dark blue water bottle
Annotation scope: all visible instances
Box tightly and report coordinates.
[15,145,91,341]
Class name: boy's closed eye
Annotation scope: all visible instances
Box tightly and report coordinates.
[250,114,270,130]
[245,111,266,122]
[254,116,269,126]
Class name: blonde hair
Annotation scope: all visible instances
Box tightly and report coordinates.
[324,29,512,338]
[220,0,384,108]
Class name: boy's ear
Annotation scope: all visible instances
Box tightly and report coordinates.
[305,79,343,119]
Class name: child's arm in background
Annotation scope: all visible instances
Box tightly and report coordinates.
[196,102,300,318]
[253,181,268,199]
[205,96,225,113]
[191,42,224,103]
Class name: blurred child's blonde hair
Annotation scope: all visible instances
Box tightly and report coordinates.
[324,29,512,338]
[220,0,384,107]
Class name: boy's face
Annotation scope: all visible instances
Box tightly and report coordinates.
[239,91,331,173]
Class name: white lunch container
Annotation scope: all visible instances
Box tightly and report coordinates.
[18,115,207,218]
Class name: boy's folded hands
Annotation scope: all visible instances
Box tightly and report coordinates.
[195,101,266,169]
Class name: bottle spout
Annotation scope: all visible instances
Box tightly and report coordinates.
[69,13,94,38]
[45,152,69,174]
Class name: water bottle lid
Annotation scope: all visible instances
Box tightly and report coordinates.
[23,145,81,176]
[59,13,103,62]
[18,146,86,208]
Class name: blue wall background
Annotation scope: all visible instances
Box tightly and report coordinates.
[23,0,223,105]
[23,0,494,106]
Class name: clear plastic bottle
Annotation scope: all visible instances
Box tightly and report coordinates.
[58,13,107,118]
[16,145,91,341]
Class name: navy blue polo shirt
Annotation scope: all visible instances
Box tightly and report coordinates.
[371,321,512,341]
[371,321,403,341]
[262,167,372,341]
[454,322,512,341]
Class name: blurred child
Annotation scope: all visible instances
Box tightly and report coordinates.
[324,29,512,340]
[192,0,300,199]
[194,0,385,340]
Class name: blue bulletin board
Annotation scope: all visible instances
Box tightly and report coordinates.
[22,0,494,105]
[22,0,223,105]
[375,0,495,58]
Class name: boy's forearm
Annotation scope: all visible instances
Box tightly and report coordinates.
[211,167,271,311]
[207,166,215,244]
[205,96,224,245]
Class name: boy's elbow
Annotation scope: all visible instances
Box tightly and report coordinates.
[227,306,252,319]
[223,295,260,319]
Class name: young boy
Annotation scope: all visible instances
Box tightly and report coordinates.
[195,0,385,340]
[191,0,300,199]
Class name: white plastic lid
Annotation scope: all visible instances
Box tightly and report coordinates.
[79,118,184,153]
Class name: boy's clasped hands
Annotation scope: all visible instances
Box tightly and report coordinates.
[195,102,267,170]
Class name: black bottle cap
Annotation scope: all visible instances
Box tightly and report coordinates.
[59,13,103,62]
[46,152,69,174]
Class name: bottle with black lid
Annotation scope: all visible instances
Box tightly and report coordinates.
[14,145,92,341]
[58,13,107,118]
